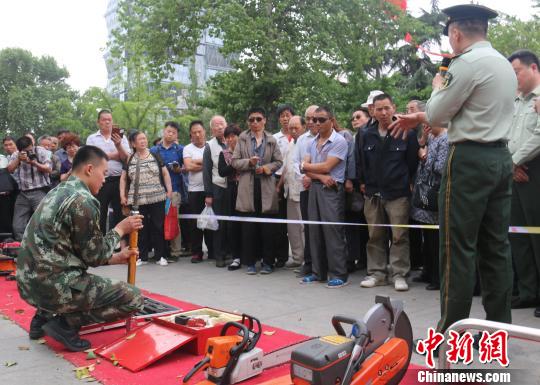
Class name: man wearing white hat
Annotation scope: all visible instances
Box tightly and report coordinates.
[361,90,384,124]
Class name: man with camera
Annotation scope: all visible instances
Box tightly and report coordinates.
[7,135,52,241]
[151,121,186,261]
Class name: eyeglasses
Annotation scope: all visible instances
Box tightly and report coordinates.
[248,117,264,123]
[312,117,329,124]
[352,115,363,121]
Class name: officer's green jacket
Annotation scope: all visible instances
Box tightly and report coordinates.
[16,176,121,310]
[426,41,517,143]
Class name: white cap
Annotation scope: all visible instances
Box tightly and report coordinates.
[361,90,384,108]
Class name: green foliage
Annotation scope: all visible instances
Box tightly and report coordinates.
[0,48,79,138]
[112,0,442,130]
[489,14,540,58]
[112,0,211,81]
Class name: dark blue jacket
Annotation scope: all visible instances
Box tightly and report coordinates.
[150,143,187,202]
[358,121,419,200]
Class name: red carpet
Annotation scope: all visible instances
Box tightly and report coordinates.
[0,279,423,384]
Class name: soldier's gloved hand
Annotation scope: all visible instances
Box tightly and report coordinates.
[109,247,139,265]
[114,214,144,238]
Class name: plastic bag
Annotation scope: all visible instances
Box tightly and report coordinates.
[164,199,180,240]
[197,206,219,231]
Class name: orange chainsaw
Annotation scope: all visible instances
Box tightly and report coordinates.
[0,254,16,281]
[183,314,266,385]
[261,296,413,385]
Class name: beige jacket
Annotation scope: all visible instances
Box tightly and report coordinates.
[232,130,283,213]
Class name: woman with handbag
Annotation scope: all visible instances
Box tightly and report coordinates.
[411,125,448,290]
[120,131,173,267]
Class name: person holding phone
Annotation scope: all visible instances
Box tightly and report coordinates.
[86,110,131,234]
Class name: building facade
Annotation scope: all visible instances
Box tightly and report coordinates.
[104,0,234,108]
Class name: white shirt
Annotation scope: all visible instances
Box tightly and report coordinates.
[183,143,206,192]
[273,130,290,176]
[86,131,131,177]
[283,140,302,202]
[293,131,317,192]
[0,154,7,169]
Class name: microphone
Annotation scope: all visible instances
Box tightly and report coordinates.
[439,57,451,76]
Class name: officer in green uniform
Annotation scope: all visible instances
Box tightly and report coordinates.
[16,145,144,351]
[389,4,517,333]
[507,49,540,315]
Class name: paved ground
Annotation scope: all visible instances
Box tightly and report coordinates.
[1,257,539,384]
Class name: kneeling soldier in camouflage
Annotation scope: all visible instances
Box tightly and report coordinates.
[16,145,144,351]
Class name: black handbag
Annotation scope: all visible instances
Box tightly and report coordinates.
[346,190,364,213]
[412,163,440,212]
[0,168,17,193]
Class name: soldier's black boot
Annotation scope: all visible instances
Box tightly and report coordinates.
[29,310,51,340]
[42,316,90,352]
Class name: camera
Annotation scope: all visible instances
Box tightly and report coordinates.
[27,151,37,161]
[168,161,180,169]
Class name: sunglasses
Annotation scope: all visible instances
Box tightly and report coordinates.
[352,115,364,121]
[312,117,329,124]
[248,117,264,123]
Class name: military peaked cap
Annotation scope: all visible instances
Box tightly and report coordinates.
[442,4,498,36]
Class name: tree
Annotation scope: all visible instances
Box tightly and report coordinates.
[204,0,439,127]
[111,0,443,128]
[0,48,79,138]
[76,76,182,142]
[489,14,540,58]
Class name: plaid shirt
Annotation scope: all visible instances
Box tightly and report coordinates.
[12,146,51,191]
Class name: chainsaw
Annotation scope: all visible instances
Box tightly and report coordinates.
[184,296,412,385]
[183,313,301,385]
[0,254,16,281]
[288,295,413,385]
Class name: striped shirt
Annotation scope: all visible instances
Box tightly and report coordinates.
[11,146,51,191]
[126,153,166,206]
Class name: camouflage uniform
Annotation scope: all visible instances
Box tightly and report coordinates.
[16,176,143,328]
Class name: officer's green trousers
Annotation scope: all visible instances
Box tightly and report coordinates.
[510,157,540,303]
[437,142,513,333]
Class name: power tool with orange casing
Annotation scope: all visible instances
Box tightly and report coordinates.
[288,296,413,385]
[253,297,413,385]
[183,314,266,385]
[184,297,412,385]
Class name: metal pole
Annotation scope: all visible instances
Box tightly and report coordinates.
[438,318,540,369]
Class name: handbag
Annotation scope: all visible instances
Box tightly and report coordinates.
[412,163,440,212]
[346,190,365,213]
[164,198,180,240]
[0,169,17,193]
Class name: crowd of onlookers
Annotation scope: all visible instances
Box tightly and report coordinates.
[0,96,447,291]
[1,49,540,303]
